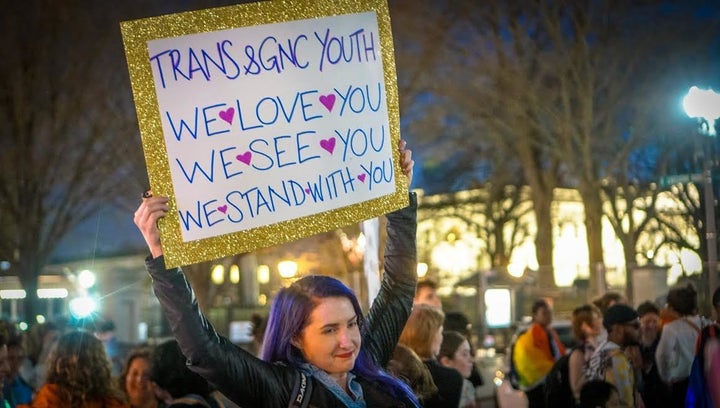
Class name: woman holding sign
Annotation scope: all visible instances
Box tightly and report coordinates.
[134,140,419,408]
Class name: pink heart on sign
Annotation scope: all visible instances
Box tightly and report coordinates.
[305,188,311,194]
[358,174,367,183]
[319,94,336,112]
[217,205,228,214]
[219,107,235,124]
[320,138,336,154]
[236,151,252,165]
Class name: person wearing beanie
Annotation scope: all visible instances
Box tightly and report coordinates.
[585,304,642,407]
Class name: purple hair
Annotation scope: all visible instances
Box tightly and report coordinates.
[261,275,417,405]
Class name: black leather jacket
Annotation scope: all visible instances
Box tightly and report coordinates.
[147,193,418,408]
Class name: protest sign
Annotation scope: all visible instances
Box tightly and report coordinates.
[121,0,407,267]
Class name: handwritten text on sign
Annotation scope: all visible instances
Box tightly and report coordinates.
[148,12,395,242]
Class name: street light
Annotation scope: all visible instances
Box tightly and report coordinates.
[683,85,720,302]
[683,86,720,136]
[77,269,96,289]
[278,260,298,279]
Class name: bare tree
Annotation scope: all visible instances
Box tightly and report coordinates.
[392,0,720,292]
[0,1,147,321]
[410,1,568,287]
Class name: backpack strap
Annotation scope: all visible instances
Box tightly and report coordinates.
[288,371,312,408]
[695,323,720,354]
[680,317,701,333]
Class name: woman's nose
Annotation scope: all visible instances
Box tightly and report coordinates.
[338,330,352,347]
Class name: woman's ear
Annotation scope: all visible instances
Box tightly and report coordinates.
[438,355,451,367]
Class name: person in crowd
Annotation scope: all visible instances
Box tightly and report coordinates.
[569,304,603,404]
[592,292,646,395]
[512,299,565,408]
[18,330,128,407]
[386,344,437,404]
[585,304,641,408]
[655,283,706,406]
[243,313,266,358]
[150,340,222,407]
[438,330,477,408]
[3,335,33,407]
[414,278,442,309]
[579,380,620,408]
[685,285,720,407]
[0,330,12,408]
[95,319,130,377]
[19,322,58,391]
[119,347,163,408]
[443,312,484,389]
[399,304,463,408]
[133,141,420,407]
[634,301,667,407]
[592,292,627,315]
[705,287,720,406]
[654,293,680,329]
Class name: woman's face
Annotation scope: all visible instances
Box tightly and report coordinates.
[640,312,660,339]
[295,296,361,378]
[125,357,155,406]
[589,312,603,337]
[430,326,443,358]
[444,339,474,378]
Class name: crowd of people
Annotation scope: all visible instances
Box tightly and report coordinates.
[0,318,241,407]
[510,286,720,408]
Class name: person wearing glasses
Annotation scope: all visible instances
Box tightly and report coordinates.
[585,304,642,408]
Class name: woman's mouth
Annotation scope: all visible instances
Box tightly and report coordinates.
[336,351,354,359]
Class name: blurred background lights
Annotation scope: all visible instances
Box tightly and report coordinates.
[77,269,96,289]
[69,296,97,319]
[257,265,270,284]
[416,262,428,278]
[211,264,225,285]
[229,264,240,284]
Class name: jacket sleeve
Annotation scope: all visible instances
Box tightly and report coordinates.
[147,256,294,408]
[362,192,418,367]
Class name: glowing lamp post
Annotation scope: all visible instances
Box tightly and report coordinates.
[683,86,720,301]
[683,86,720,136]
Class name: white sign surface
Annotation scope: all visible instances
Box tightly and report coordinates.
[148,12,395,242]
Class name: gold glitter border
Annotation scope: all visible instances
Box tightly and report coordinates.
[121,0,407,268]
